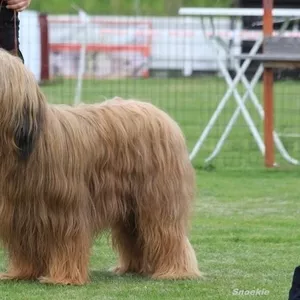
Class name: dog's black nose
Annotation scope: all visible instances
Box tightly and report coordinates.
[289,266,300,300]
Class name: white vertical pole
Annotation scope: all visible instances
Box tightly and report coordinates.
[73,7,89,105]
[134,0,141,16]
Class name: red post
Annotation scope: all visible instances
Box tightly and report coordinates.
[39,14,50,82]
[263,0,274,167]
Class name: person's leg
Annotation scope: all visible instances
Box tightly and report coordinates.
[0,5,24,62]
[289,266,300,300]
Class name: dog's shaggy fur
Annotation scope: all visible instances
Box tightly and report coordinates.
[0,49,200,285]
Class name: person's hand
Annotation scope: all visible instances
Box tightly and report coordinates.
[6,0,31,12]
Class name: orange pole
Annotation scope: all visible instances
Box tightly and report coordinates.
[263,0,274,167]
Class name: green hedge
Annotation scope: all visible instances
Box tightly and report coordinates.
[30,0,232,15]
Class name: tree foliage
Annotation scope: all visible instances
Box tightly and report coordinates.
[30,0,232,15]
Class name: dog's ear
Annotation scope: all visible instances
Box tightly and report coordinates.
[14,100,43,161]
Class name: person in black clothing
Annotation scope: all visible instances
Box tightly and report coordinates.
[0,0,31,62]
[289,266,300,300]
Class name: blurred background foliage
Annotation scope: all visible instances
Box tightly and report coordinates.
[30,0,232,15]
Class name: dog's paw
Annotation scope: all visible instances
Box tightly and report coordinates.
[109,266,128,275]
[0,272,18,281]
[38,276,86,286]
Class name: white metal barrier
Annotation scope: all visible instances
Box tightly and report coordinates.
[179,8,300,166]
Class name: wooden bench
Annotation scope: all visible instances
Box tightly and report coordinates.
[235,36,300,69]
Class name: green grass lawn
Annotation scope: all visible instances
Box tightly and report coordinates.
[0,77,299,299]
[0,170,299,299]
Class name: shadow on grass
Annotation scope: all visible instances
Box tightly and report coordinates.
[0,270,150,289]
[90,269,204,285]
[90,269,151,283]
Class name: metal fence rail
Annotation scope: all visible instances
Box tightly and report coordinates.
[34,9,300,169]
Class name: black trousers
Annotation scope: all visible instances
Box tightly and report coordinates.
[289,266,300,300]
[0,4,24,62]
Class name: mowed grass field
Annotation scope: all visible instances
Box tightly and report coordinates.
[0,77,300,299]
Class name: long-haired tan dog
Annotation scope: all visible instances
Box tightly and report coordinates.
[0,49,200,285]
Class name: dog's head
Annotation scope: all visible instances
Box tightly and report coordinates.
[0,49,46,160]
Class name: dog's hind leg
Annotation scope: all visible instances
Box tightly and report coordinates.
[139,218,201,280]
[149,229,201,280]
[110,211,143,276]
[143,220,201,279]
[136,165,201,280]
